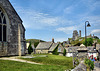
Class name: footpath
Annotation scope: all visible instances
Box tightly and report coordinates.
[0,56,42,65]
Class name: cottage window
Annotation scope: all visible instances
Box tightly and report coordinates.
[0,9,7,41]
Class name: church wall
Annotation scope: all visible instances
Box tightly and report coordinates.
[0,0,26,56]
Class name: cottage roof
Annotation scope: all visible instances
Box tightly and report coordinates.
[87,46,97,53]
[77,47,88,51]
[87,46,94,50]
[58,44,64,53]
[80,44,85,47]
[48,43,58,52]
[36,42,53,50]
[65,47,79,53]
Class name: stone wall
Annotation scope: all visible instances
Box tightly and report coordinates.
[71,61,87,71]
[96,44,100,50]
[0,0,26,56]
[0,42,7,56]
[36,50,49,54]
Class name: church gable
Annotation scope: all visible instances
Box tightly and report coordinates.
[0,0,22,23]
[0,0,26,56]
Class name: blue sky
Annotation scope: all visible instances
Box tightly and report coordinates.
[9,0,100,42]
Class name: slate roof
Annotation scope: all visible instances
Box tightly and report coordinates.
[36,42,53,50]
[87,46,97,53]
[65,47,79,53]
[48,43,58,52]
[77,47,88,51]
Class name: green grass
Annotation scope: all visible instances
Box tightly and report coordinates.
[0,60,69,71]
[21,54,73,68]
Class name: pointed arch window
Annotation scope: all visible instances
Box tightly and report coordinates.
[0,9,7,41]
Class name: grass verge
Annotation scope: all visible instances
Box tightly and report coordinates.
[0,60,69,71]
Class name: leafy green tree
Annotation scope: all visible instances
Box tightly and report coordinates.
[28,42,33,54]
[85,58,94,70]
[83,38,93,46]
[63,49,66,56]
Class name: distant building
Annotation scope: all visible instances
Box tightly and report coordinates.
[87,34,99,39]
[58,44,64,56]
[48,43,58,54]
[72,30,81,41]
[65,47,79,57]
[36,42,53,53]
[36,38,56,54]
[36,38,65,54]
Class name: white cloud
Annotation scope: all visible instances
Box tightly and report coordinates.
[16,8,61,29]
[56,26,77,34]
[91,29,100,38]
[91,29,100,34]
[64,6,73,14]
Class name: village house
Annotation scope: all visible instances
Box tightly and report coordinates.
[36,42,53,53]
[48,43,58,54]
[58,44,64,56]
[36,38,65,54]
[0,0,26,56]
[65,44,98,59]
[65,47,79,57]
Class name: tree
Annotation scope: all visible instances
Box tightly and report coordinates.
[63,49,66,56]
[28,42,33,54]
[85,58,94,70]
[83,38,93,46]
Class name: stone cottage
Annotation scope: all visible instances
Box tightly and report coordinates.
[0,0,26,56]
[48,43,58,54]
[58,44,64,56]
[36,42,53,53]
[65,47,79,57]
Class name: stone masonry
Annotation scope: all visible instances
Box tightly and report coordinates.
[0,0,26,56]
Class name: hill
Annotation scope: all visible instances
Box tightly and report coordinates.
[26,39,45,48]
[70,37,100,46]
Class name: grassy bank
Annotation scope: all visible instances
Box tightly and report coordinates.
[21,54,73,68]
[0,60,68,71]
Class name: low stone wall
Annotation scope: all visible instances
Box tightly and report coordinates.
[71,61,87,71]
[36,50,48,54]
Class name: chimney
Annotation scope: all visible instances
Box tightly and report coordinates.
[93,34,94,37]
[90,34,91,37]
[52,38,54,43]
[79,30,81,37]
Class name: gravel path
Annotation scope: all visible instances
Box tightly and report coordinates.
[0,57,42,65]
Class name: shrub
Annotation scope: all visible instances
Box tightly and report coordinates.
[28,42,33,54]
[83,38,93,46]
[63,49,66,56]
[84,58,94,70]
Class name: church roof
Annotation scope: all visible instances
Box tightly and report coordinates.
[48,43,58,52]
[36,42,53,50]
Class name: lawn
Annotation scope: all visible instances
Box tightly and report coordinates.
[21,54,73,69]
[0,60,69,71]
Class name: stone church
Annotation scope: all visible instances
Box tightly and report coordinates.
[0,0,26,56]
